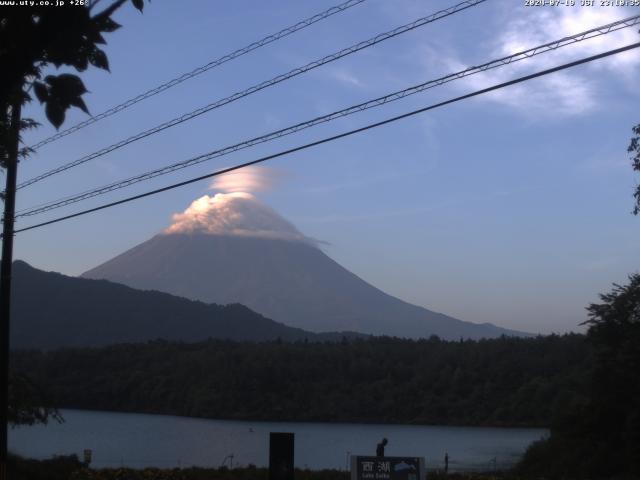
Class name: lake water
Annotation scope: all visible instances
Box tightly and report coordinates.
[9,410,547,472]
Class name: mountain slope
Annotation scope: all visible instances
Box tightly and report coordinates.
[10,260,332,349]
[82,234,527,340]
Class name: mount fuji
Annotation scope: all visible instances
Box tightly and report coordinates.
[82,192,527,340]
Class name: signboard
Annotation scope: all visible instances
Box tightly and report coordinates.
[269,432,294,480]
[351,456,425,480]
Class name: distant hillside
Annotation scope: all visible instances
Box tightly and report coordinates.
[83,232,530,340]
[10,261,346,349]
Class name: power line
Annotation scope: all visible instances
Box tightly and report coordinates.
[13,42,640,235]
[16,14,640,218]
[16,0,487,190]
[27,0,368,151]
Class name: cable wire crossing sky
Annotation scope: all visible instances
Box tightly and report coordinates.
[27,0,369,151]
[16,14,640,218]
[13,40,640,236]
[15,0,640,335]
[17,0,486,190]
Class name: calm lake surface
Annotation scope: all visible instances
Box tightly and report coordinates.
[9,410,547,472]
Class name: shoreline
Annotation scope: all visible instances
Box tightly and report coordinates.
[45,407,553,431]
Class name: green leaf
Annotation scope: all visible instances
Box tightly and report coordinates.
[69,96,90,115]
[33,82,49,103]
[20,119,41,131]
[89,48,109,71]
[40,74,91,126]
[86,22,107,44]
[95,16,121,33]
[45,100,65,129]
[46,74,88,97]
[72,53,89,72]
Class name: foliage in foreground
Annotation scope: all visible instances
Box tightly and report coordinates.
[7,454,350,480]
[8,454,525,480]
[629,123,640,215]
[518,274,640,479]
[8,371,62,427]
[8,454,83,480]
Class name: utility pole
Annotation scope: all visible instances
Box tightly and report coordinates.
[0,100,22,480]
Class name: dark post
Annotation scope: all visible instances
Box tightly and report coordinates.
[269,432,294,480]
[0,100,21,480]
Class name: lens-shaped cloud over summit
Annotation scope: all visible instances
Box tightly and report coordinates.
[209,165,284,194]
[165,192,313,244]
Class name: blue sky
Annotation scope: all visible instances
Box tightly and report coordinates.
[14,0,640,334]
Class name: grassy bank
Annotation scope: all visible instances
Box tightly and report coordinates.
[9,454,522,480]
[9,454,344,480]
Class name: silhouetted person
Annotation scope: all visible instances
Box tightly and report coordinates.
[376,438,388,457]
[444,453,449,474]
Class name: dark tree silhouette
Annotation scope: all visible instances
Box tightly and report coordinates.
[583,274,640,476]
[518,116,640,478]
[519,275,640,478]
[0,0,147,133]
[629,124,640,215]
[0,0,148,474]
[7,372,61,428]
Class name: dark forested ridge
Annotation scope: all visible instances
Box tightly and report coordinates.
[10,260,357,348]
[82,233,529,340]
[12,334,589,427]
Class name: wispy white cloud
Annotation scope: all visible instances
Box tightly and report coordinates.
[301,203,448,224]
[327,67,365,88]
[581,257,619,271]
[263,113,282,130]
[583,155,630,170]
[301,184,537,224]
[94,158,118,175]
[422,6,640,116]
[303,169,423,195]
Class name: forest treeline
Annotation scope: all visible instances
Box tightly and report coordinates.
[12,334,590,427]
